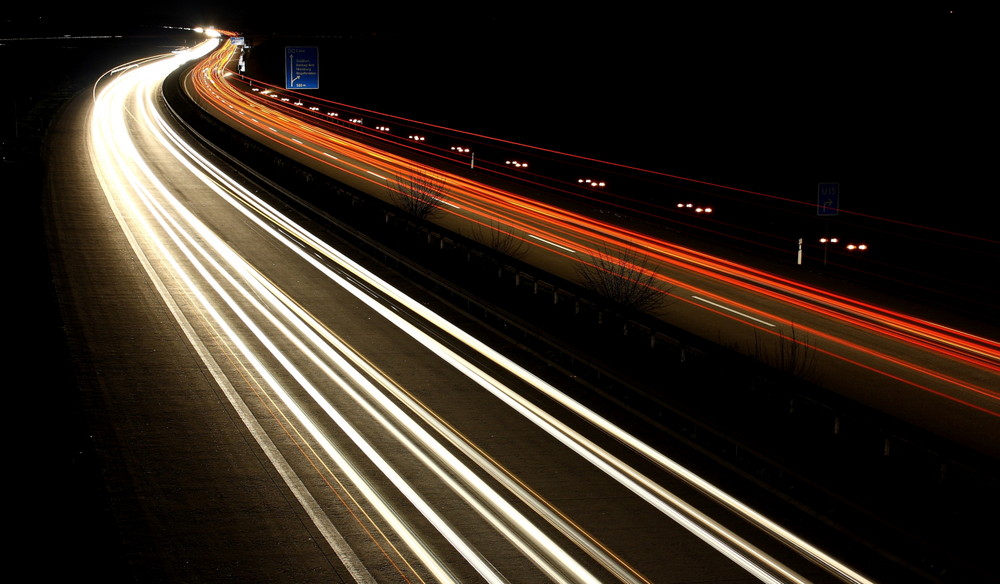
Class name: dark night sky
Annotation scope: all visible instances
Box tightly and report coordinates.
[4,3,993,231]
[4,8,991,581]
[217,4,990,232]
[297,6,985,228]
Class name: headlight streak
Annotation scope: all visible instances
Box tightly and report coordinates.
[96,43,681,584]
[91,54,466,584]
[158,80,871,584]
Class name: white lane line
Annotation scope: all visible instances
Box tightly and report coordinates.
[529,234,576,253]
[692,295,776,327]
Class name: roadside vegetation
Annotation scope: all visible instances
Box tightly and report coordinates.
[576,244,668,314]
[387,171,446,220]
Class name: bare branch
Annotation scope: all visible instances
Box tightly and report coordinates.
[752,324,819,381]
[471,218,530,260]
[576,244,668,313]
[387,171,446,220]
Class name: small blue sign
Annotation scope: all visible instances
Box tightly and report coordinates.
[817,182,840,216]
[285,46,319,90]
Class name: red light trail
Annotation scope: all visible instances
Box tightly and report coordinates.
[186,39,1000,453]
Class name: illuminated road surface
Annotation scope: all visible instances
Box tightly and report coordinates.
[52,35,891,583]
[184,37,1000,459]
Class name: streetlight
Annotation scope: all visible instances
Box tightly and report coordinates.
[578,178,606,188]
[677,202,713,214]
[506,160,528,169]
[819,236,839,265]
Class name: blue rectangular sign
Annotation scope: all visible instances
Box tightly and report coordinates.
[285,46,319,90]
[817,182,840,216]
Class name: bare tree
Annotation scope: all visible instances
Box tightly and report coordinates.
[471,218,530,260]
[576,244,668,313]
[387,171,446,220]
[752,324,819,381]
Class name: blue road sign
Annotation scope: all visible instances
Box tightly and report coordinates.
[285,46,319,90]
[817,182,840,216]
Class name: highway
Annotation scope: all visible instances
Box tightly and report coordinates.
[38,30,997,583]
[40,34,900,584]
[185,36,1000,459]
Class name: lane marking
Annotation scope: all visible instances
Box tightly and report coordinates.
[529,234,576,253]
[692,296,776,327]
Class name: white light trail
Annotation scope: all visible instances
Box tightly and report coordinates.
[91,54,484,584]
[89,43,608,583]
[84,38,876,584]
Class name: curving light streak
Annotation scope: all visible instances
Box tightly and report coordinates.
[90,43,461,584]
[90,40,645,584]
